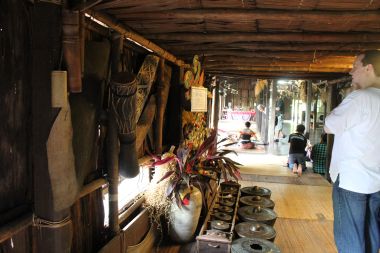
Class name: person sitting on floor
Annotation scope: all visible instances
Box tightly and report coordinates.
[288,124,307,176]
[311,133,327,175]
[239,121,257,149]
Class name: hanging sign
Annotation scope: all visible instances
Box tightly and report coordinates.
[191,87,208,112]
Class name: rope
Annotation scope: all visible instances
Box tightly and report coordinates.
[32,214,71,229]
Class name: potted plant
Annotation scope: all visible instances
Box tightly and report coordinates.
[143,129,241,243]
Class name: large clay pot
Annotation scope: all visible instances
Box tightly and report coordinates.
[169,185,203,243]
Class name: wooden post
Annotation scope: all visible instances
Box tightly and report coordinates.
[305,81,313,133]
[325,84,338,182]
[32,3,74,252]
[107,37,122,237]
[213,80,220,130]
[268,80,277,145]
[154,60,172,154]
[313,94,318,129]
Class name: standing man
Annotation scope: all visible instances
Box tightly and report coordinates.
[324,50,380,253]
[274,94,286,142]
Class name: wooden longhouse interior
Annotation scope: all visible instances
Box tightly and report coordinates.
[1,0,379,252]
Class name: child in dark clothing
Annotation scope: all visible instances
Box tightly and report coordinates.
[288,124,307,176]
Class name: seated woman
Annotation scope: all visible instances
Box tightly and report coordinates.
[239,121,257,149]
[311,133,327,175]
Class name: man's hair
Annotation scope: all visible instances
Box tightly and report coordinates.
[296,124,305,133]
[321,133,327,143]
[245,121,251,128]
[362,50,380,76]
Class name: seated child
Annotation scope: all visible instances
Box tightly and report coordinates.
[288,124,307,176]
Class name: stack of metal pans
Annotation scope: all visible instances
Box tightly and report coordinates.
[240,195,275,209]
[218,205,234,214]
[231,237,280,253]
[214,211,232,222]
[235,221,276,242]
[219,199,235,207]
[210,220,230,231]
[241,186,272,199]
[238,206,277,226]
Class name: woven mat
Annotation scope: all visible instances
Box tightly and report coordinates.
[240,172,330,186]
[224,144,267,154]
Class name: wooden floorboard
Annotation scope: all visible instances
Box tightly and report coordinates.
[241,172,330,186]
[240,181,333,221]
[274,218,336,253]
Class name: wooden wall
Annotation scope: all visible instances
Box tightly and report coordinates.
[0,1,32,251]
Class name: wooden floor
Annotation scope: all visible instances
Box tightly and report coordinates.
[157,122,337,253]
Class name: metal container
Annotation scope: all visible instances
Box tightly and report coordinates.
[231,237,280,253]
[238,206,277,226]
[210,220,230,231]
[235,221,276,242]
[241,186,272,199]
[239,196,275,209]
[213,212,232,222]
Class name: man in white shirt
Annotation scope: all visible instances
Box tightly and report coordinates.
[324,50,380,253]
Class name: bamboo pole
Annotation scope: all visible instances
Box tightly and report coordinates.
[0,213,32,244]
[85,10,187,67]
[78,178,108,199]
[118,197,145,224]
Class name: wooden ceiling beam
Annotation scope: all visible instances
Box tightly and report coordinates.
[113,9,380,23]
[204,65,350,73]
[149,32,380,43]
[204,62,352,69]
[206,70,345,80]
[176,50,356,59]
[165,42,380,52]
[203,55,355,65]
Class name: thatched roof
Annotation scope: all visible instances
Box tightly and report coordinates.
[90,0,380,79]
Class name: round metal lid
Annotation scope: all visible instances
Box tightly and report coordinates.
[221,182,240,194]
[232,237,280,253]
[241,186,272,198]
[219,199,235,207]
[220,192,236,199]
[240,196,275,209]
[210,220,230,231]
[218,205,234,213]
[214,211,232,222]
[238,206,277,223]
[235,221,276,241]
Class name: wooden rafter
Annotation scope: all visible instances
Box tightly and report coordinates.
[112,9,380,23]
[164,42,380,52]
[149,32,380,43]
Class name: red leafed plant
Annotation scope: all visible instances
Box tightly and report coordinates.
[151,129,242,208]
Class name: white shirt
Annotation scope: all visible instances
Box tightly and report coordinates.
[325,87,380,194]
